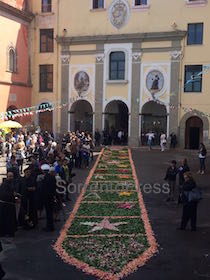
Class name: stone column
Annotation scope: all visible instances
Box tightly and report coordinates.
[94,44,104,134]
[169,45,182,141]
[60,45,70,136]
[129,45,142,147]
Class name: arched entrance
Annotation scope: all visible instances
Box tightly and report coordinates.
[70,100,93,133]
[104,100,129,144]
[185,117,203,149]
[141,101,167,145]
[39,102,53,133]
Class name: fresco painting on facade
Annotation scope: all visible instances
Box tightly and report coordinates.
[74,71,90,98]
[109,0,130,29]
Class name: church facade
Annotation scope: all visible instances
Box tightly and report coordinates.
[31,0,210,148]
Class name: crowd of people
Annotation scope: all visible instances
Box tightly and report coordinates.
[142,131,177,151]
[0,129,97,239]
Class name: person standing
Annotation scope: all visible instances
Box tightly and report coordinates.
[0,172,17,237]
[164,160,178,202]
[117,130,123,145]
[160,132,167,152]
[41,165,56,232]
[15,138,26,174]
[6,155,20,190]
[170,133,177,149]
[62,134,67,150]
[19,168,38,228]
[95,129,101,147]
[146,131,154,151]
[60,158,71,201]
[178,172,199,231]
[178,159,190,204]
[198,143,207,175]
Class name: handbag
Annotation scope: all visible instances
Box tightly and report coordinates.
[188,187,202,202]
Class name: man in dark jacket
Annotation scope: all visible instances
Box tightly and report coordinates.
[41,165,56,232]
[18,168,38,228]
[179,172,198,231]
[164,160,178,202]
[0,172,17,237]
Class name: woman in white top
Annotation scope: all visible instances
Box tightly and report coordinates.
[160,132,167,152]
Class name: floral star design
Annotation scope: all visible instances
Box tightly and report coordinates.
[119,192,132,196]
[84,193,101,200]
[107,160,120,165]
[80,218,127,233]
[117,202,135,209]
[94,174,104,180]
[119,164,129,168]
[119,174,131,179]
[119,191,132,197]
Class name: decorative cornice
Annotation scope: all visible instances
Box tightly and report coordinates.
[0,1,34,23]
[56,31,187,45]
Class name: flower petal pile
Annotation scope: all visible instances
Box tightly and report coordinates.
[54,147,157,280]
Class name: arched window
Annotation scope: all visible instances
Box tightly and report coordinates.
[109,52,125,80]
[8,48,17,73]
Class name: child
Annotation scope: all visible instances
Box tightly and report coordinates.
[164,160,178,202]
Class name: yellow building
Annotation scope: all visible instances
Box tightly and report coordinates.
[30,0,210,148]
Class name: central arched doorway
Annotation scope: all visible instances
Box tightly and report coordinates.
[141,101,167,145]
[39,102,53,133]
[185,116,203,149]
[70,100,93,133]
[104,100,129,144]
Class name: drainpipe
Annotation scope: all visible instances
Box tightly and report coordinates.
[55,0,60,139]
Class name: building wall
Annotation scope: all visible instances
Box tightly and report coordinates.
[0,1,32,125]
[31,0,210,147]
[58,0,209,36]
[1,0,26,10]
[30,0,59,134]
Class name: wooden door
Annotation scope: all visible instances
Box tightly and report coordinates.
[39,111,53,133]
[185,117,203,149]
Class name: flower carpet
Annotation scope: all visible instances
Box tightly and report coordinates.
[54,147,157,280]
